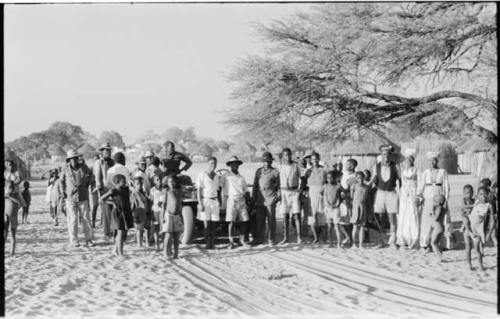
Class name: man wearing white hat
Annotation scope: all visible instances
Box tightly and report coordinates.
[417,151,451,251]
[371,145,401,249]
[61,149,94,247]
[93,142,114,239]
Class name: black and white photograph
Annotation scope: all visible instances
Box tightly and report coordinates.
[3,1,498,317]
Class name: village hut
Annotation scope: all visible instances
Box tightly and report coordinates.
[457,138,496,179]
[78,143,97,160]
[4,147,30,180]
[330,135,401,172]
[48,145,66,163]
[191,143,214,162]
[400,137,458,174]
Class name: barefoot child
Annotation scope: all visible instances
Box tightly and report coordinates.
[5,181,20,256]
[322,171,342,248]
[463,187,495,270]
[100,174,134,258]
[350,171,370,249]
[130,175,151,247]
[161,175,184,259]
[149,174,165,251]
[21,181,31,224]
[429,194,447,261]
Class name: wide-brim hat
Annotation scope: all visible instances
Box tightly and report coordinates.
[98,142,112,151]
[379,144,394,153]
[66,149,82,161]
[261,151,274,162]
[144,150,154,158]
[226,156,243,166]
[136,156,147,165]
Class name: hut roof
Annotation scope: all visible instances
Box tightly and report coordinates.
[331,134,399,156]
[457,138,493,153]
[78,143,96,155]
[49,145,66,156]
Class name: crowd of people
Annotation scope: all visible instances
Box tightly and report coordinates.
[4,140,497,270]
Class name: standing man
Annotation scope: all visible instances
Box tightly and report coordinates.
[196,157,223,249]
[93,142,114,240]
[251,151,280,245]
[61,149,94,247]
[278,148,303,244]
[371,145,401,249]
[161,141,192,176]
[223,156,251,249]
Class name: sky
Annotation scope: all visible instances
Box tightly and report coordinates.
[4,3,306,143]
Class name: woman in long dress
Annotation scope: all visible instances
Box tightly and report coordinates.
[396,152,420,249]
[417,152,451,251]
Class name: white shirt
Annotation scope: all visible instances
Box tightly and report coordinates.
[223,172,247,198]
[106,164,131,188]
[196,171,221,198]
[341,171,356,189]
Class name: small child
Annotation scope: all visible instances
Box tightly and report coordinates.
[322,171,342,248]
[463,187,495,271]
[149,174,165,251]
[487,182,498,247]
[460,184,475,230]
[429,194,447,261]
[21,181,31,224]
[5,181,20,256]
[161,175,184,259]
[100,174,134,259]
[130,175,151,247]
[350,171,370,249]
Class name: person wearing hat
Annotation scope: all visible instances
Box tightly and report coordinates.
[134,156,151,194]
[196,157,223,249]
[251,151,280,245]
[278,147,303,244]
[396,149,421,249]
[93,142,115,239]
[417,151,451,252]
[371,144,402,249]
[60,149,94,247]
[161,141,192,177]
[223,156,251,249]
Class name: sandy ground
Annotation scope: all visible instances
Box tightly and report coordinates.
[4,178,497,318]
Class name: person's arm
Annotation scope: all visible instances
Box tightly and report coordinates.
[395,164,402,194]
[486,203,495,238]
[417,170,426,197]
[369,164,377,189]
[6,194,21,205]
[60,169,68,199]
[99,189,114,202]
[93,161,103,191]
[180,152,192,172]
[251,169,260,204]
[350,184,355,199]
[443,169,450,203]
[196,173,204,211]
[275,170,281,201]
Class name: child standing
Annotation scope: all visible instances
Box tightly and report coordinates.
[130,175,151,247]
[161,175,184,259]
[21,181,31,224]
[429,194,448,261]
[100,174,134,258]
[149,174,165,251]
[5,181,20,256]
[463,187,495,270]
[350,171,370,249]
[322,171,342,248]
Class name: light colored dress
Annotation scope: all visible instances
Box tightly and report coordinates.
[469,203,489,243]
[418,168,450,248]
[396,166,420,247]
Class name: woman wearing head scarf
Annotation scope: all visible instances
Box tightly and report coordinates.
[396,149,421,249]
[417,152,451,252]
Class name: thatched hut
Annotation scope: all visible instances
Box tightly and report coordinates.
[330,135,400,171]
[78,143,97,160]
[191,143,214,162]
[400,137,458,174]
[4,147,30,180]
[457,138,496,179]
[48,145,66,163]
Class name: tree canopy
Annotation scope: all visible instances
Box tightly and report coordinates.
[224,3,497,146]
[98,130,125,149]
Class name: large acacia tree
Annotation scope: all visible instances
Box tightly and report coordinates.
[225,3,497,145]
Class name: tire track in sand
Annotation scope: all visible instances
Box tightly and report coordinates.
[271,251,487,315]
[189,256,345,314]
[298,250,496,312]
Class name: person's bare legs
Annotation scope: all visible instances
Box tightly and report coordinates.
[351,225,359,248]
[327,223,334,247]
[154,229,160,251]
[310,217,318,244]
[473,238,485,271]
[388,213,397,249]
[293,213,302,244]
[359,226,365,249]
[464,232,473,270]
[10,228,17,256]
[228,221,236,248]
[279,213,290,244]
[334,224,342,248]
[340,224,350,245]
[430,223,443,261]
[114,230,123,257]
[173,232,180,259]
[163,233,172,257]
[239,221,250,247]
